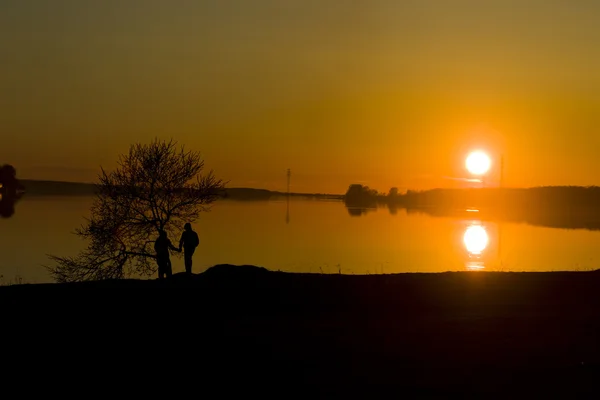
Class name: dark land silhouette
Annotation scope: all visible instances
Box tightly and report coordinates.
[2,265,600,397]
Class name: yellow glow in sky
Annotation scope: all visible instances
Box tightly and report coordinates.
[2,1,600,193]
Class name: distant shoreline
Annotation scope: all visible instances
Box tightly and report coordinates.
[16,179,600,231]
[19,178,600,203]
[17,179,344,200]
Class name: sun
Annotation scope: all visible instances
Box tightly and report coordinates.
[465,151,491,176]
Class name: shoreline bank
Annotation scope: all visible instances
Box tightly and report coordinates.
[3,265,600,396]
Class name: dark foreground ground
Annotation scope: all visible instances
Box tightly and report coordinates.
[3,265,600,398]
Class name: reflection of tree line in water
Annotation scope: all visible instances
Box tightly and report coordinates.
[0,164,24,219]
[344,184,600,231]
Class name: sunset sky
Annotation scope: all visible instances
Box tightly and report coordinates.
[2,1,600,194]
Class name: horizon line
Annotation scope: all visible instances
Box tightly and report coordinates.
[15,178,600,195]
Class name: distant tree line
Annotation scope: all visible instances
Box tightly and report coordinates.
[343,184,400,208]
[345,183,600,210]
[343,183,600,227]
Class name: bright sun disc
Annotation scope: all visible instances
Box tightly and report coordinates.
[466,151,491,175]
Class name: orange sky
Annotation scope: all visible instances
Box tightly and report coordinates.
[2,1,600,194]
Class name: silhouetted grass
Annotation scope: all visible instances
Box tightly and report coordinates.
[0,274,25,286]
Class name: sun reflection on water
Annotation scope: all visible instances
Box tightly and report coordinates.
[464,224,489,255]
[463,223,489,270]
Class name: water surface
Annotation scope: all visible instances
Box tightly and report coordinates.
[1,196,600,284]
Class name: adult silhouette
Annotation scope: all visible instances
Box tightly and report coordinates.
[178,222,199,274]
[154,229,180,279]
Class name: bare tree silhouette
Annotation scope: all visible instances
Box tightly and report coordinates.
[46,139,226,282]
